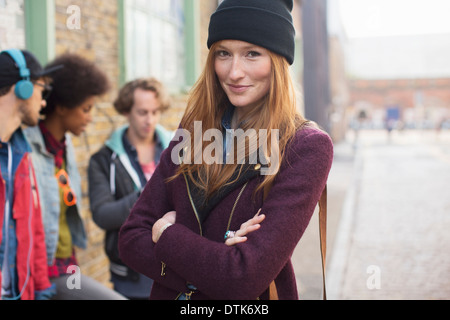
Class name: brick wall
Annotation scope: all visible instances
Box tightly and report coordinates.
[350,78,450,109]
[199,0,218,65]
[54,0,122,287]
[349,78,450,127]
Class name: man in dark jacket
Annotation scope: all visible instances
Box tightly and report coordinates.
[88,78,173,299]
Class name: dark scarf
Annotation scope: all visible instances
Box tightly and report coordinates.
[186,164,263,224]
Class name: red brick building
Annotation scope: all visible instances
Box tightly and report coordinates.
[349,78,450,129]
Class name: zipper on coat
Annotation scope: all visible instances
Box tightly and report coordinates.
[226,182,248,232]
[175,177,249,300]
[183,174,203,236]
[173,174,204,299]
[110,152,117,196]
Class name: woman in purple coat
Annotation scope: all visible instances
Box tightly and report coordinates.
[119,0,333,300]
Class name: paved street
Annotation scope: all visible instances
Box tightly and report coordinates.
[293,129,450,300]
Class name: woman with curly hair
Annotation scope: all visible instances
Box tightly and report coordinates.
[119,0,333,300]
[24,53,125,299]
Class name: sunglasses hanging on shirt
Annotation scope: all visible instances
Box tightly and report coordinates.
[55,168,77,206]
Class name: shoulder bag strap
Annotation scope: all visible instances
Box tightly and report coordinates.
[318,185,327,300]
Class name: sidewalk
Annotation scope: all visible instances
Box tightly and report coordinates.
[326,129,450,300]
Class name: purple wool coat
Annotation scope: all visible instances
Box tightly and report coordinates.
[118,126,334,300]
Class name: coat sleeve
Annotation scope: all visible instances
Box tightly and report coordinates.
[152,129,334,299]
[88,151,140,231]
[118,146,190,293]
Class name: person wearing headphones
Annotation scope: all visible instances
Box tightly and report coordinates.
[0,49,60,300]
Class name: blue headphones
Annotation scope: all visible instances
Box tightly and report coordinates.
[3,49,34,100]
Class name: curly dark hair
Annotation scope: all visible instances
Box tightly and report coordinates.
[113,78,171,115]
[41,53,110,115]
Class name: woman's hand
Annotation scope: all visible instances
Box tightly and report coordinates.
[152,211,176,243]
[225,209,265,246]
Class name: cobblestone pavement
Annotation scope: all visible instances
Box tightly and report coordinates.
[293,129,450,300]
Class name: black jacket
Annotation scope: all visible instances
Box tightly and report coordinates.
[88,125,171,279]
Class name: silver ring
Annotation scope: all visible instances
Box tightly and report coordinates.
[224,230,236,241]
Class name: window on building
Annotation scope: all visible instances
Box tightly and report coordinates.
[0,0,25,51]
[125,0,186,91]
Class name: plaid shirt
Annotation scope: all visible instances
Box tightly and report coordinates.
[48,251,78,278]
[39,121,65,169]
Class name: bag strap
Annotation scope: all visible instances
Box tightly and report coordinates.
[264,183,327,300]
[318,185,327,300]
[269,280,279,300]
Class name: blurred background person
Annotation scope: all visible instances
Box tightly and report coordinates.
[88,78,172,299]
[0,49,59,300]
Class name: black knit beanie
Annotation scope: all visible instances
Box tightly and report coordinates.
[207,0,296,65]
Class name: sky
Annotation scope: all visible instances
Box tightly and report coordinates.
[338,0,450,38]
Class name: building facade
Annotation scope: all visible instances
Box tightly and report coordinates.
[343,34,450,130]
[349,78,450,130]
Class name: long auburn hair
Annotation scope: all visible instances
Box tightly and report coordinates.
[171,41,308,199]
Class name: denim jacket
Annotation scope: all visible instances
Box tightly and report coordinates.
[24,126,87,264]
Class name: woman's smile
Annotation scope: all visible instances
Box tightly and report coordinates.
[227,84,252,94]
